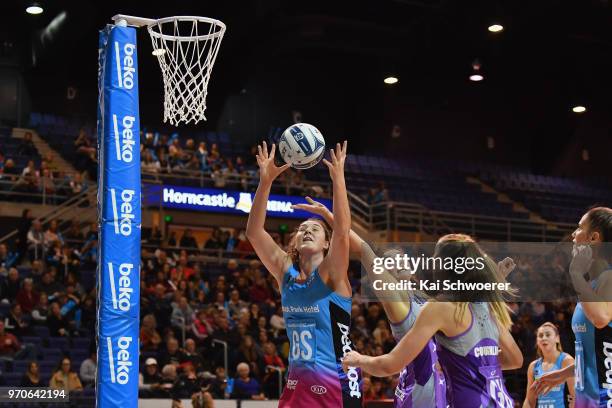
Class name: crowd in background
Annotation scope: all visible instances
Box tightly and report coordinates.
[0,129,581,404]
[0,208,579,402]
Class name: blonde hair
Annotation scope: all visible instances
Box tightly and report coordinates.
[536,322,563,358]
[436,234,513,330]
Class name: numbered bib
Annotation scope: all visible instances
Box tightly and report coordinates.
[478,365,513,408]
[287,319,316,365]
[575,340,584,392]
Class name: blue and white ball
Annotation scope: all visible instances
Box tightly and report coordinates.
[279,123,325,170]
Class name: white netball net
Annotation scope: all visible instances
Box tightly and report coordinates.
[148,16,226,125]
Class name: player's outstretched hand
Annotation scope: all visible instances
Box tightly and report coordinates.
[256,141,290,185]
[531,368,567,396]
[497,257,516,279]
[341,350,363,373]
[291,196,333,221]
[322,141,347,182]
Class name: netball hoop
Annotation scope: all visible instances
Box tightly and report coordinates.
[112,14,226,125]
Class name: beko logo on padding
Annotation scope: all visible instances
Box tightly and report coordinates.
[112,115,136,163]
[110,188,135,236]
[337,322,362,399]
[107,336,133,385]
[115,42,136,89]
[107,262,135,312]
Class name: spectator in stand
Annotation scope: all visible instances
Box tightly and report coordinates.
[27,220,46,260]
[262,342,285,398]
[157,150,170,173]
[0,320,35,360]
[236,335,263,378]
[139,358,163,398]
[36,272,63,299]
[21,361,43,387]
[31,292,49,324]
[231,362,265,400]
[204,228,224,250]
[74,129,96,162]
[64,221,84,241]
[159,364,178,396]
[167,231,178,247]
[44,220,64,247]
[69,172,87,196]
[15,160,39,193]
[179,229,199,249]
[141,150,161,173]
[0,243,18,270]
[17,132,37,157]
[211,164,227,188]
[148,283,173,330]
[184,155,201,172]
[208,143,220,166]
[4,303,31,336]
[191,309,212,344]
[49,357,83,392]
[249,276,271,304]
[171,296,194,335]
[47,302,69,336]
[141,314,163,351]
[2,267,21,302]
[209,366,229,399]
[173,363,202,399]
[159,337,183,367]
[180,339,204,372]
[234,229,254,256]
[43,153,59,176]
[196,142,209,171]
[39,168,56,199]
[16,278,38,313]
[227,289,247,318]
[2,159,19,182]
[79,351,97,387]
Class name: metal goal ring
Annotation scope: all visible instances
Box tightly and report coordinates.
[147,16,226,42]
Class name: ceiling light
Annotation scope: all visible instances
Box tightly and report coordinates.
[488,24,504,33]
[26,3,43,15]
[572,105,586,113]
[384,76,398,85]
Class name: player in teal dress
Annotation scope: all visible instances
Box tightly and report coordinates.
[246,141,362,408]
[533,207,612,408]
[523,322,575,407]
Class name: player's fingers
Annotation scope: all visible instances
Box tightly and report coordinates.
[329,148,337,164]
[270,143,276,158]
[257,145,263,157]
[262,141,268,158]
[322,158,332,169]
[341,140,348,155]
[305,196,315,204]
[279,163,291,173]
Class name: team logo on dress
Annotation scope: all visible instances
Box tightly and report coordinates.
[287,379,298,390]
[311,385,327,395]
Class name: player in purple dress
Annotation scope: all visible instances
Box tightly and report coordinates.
[342,234,524,408]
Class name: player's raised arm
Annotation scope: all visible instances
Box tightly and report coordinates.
[318,141,352,297]
[293,196,410,321]
[245,141,292,285]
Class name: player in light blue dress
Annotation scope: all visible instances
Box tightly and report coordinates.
[523,322,574,407]
[246,141,362,408]
[532,207,612,408]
